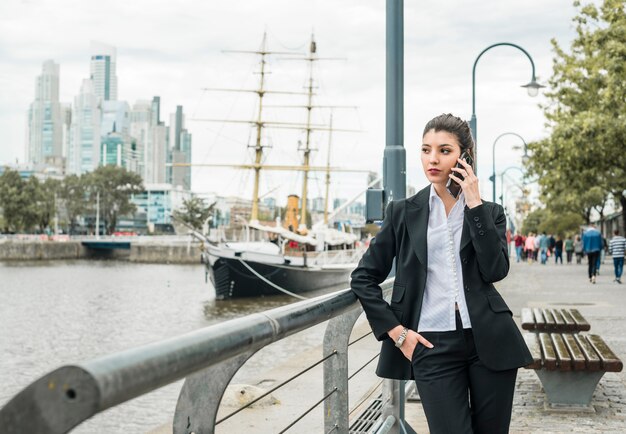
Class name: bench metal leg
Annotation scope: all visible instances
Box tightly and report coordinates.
[535,370,605,407]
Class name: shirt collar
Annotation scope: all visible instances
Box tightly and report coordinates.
[428,184,466,211]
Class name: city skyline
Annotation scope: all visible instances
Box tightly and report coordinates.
[0,0,601,209]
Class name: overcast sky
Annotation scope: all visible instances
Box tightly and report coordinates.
[0,0,596,209]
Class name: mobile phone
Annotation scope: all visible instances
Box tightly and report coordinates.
[446,151,474,199]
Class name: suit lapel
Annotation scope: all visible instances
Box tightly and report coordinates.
[405,187,430,267]
[460,218,472,252]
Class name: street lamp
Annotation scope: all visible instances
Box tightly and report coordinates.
[470,42,545,167]
[490,132,528,203]
[499,166,526,206]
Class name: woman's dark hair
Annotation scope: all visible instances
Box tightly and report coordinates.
[422,113,475,158]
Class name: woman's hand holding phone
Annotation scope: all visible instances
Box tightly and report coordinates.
[449,156,482,208]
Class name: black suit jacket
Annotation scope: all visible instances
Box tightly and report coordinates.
[351,185,533,380]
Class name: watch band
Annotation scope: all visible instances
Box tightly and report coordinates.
[394,327,408,348]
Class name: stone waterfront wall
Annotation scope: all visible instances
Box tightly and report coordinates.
[0,241,85,260]
[129,244,202,264]
[0,241,202,264]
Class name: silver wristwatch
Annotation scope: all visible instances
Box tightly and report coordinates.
[394,327,408,348]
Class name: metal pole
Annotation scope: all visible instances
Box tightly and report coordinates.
[385,0,406,203]
[471,42,538,172]
[96,191,100,240]
[491,132,527,203]
[53,192,59,235]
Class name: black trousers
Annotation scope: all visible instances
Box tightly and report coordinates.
[412,311,517,434]
[587,251,600,278]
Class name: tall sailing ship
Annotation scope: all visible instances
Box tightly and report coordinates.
[191,34,372,299]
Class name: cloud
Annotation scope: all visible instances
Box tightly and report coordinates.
[0,0,599,205]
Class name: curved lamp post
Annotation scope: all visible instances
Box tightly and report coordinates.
[499,166,526,206]
[470,42,544,168]
[491,132,528,203]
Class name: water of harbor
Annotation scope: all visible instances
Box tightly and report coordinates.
[0,260,344,433]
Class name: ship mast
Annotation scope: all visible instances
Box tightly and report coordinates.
[190,33,314,222]
[299,36,316,230]
[186,33,362,226]
[324,113,333,225]
[250,34,268,222]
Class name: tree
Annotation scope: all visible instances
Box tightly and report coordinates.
[60,174,88,234]
[172,197,215,231]
[0,169,28,232]
[86,166,143,234]
[527,0,626,233]
[37,178,62,232]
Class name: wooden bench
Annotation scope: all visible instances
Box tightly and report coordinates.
[524,332,623,407]
[521,307,590,333]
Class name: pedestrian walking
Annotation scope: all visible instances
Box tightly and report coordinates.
[514,232,524,263]
[554,236,563,265]
[548,234,556,257]
[539,232,549,265]
[351,113,532,434]
[564,235,574,264]
[574,235,584,264]
[525,233,536,264]
[608,229,626,284]
[582,224,603,283]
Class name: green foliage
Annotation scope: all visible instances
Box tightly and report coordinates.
[172,197,215,231]
[522,208,549,235]
[522,207,584,237]
[60,174,88,233]
[0,166,143,234]
[526,0,626,233]
[0,169,30,232]
[37,178,62,231]
[86,166,144,234]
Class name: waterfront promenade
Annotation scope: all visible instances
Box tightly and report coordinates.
[147,255,626,433]
[405,256,626,433]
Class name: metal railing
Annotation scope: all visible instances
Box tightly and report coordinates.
[0,278,417,434]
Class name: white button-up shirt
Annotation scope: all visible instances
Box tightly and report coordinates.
[417,185,472,332]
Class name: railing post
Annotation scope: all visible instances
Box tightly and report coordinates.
[381,379,401,433]
[173,350,256,434]
[323,306,363,434]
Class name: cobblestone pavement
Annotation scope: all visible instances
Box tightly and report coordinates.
[406,257,626,433]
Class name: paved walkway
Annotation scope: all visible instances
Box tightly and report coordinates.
[404,256,626,433]
[149,256,626,433]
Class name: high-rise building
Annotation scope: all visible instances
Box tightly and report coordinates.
[27,60,64,168]
[90,42,118,101]
[129,97,166,184]
[100,100,131,169]
[167,105,192,189]
[68,79,101,174]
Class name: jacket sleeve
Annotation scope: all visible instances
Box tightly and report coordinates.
[350,201,401,341]
[464,203,510,283]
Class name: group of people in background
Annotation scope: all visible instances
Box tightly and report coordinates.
[513,225,626,285]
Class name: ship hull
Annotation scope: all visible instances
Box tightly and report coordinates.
[208,256,353,299]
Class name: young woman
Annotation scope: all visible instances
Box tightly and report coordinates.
[351,114,532,434]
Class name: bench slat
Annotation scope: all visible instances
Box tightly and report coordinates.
[560,309,577,332]
[551,333,572,371]
[563,333,587,370]
[523,333,542,369]
[542,309,556,328]
[574,334,601,371]
[587,335,624,373]
[533,307,546,330]
[570,309,591,331]
[521,308,535,330]
[551,309,566,329]
[539,333,557,370]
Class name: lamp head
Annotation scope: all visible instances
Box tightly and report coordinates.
[521,78,545,97]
